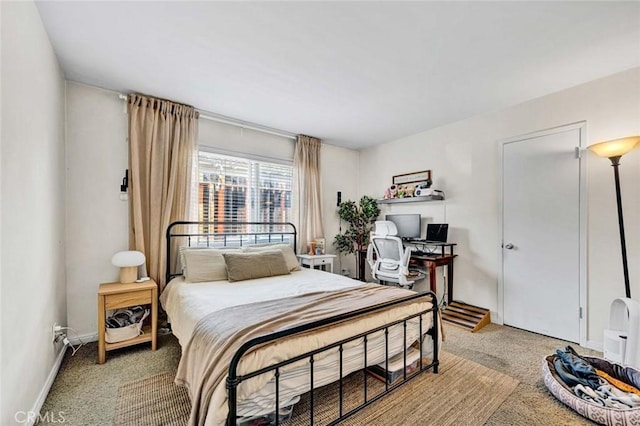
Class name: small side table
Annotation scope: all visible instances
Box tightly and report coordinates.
[97,280,158,364]
[297,254,337,273]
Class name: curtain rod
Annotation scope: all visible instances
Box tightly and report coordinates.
[118,94,297,140]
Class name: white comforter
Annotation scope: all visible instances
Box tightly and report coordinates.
[161,268,364,347]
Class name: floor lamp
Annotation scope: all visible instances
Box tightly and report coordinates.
[588,136,640,298]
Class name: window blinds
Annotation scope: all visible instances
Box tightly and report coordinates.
[197,151,293,243]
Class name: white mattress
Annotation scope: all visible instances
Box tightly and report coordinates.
[161,268,363,346]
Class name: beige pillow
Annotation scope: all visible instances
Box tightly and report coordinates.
[244,244,301,271]
[179,247,241,283]
[222,250,290,282]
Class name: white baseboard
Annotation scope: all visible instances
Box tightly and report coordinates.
[586,340,604,353]
[69,332,97,345]
[26,345,67,426]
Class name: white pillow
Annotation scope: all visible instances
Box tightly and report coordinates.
[244,244,301,271]
[179,247,242,283]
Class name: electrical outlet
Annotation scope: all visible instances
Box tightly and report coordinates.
[52,323,65,342]
[52,323,59,342]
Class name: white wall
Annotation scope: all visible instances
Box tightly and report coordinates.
[1,2,4,417]
[321,144,359,277]
[359,67,640,345]
[1,2,67,424]
[65,82,129,339]
[64,83,360,336]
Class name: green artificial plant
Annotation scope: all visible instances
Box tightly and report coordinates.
[334,195,381,255]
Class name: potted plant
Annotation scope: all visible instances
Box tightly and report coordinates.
[334,195,381,279]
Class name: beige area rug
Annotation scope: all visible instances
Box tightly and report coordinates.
[115,351,518,426]
[114,372,190,426]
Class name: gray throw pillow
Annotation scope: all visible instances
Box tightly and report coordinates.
[222,250,291,282]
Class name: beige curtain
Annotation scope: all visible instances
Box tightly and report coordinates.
[294,135,324,254]
[128,94,198,290]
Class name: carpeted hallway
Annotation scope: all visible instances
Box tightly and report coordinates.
[38,323,599,425]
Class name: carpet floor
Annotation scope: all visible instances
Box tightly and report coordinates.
[113,351,518,426]
[38,323,600,425]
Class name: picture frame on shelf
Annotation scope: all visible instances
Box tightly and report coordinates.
[392,170,432,185]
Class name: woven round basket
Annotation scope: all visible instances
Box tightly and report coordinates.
[105,309,149,344]
[105,322,143,343]
[542,354,640,425]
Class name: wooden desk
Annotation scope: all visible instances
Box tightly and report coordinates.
[410,254,457,304]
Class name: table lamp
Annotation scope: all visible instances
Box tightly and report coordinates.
[111,251,146,283]
[588,136,640,298]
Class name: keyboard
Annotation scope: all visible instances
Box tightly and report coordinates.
[411,249,440,256]
[409,239,448,245]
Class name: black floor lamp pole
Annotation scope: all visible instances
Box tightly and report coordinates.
[590,136,639,300]
[610,155,631,299]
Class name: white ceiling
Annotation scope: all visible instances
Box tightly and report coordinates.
[36,1,640,149]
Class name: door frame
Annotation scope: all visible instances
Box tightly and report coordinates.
[497,121,587,346]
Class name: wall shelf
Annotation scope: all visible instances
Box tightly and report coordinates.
[378,195,444,204]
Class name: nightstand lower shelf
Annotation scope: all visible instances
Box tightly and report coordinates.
[105,325,153,351]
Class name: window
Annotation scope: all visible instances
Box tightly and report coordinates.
[197,150,293,244]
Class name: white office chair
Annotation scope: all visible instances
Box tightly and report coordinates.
[367,221,416,288]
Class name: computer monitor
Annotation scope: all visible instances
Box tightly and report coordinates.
[385,214,421,239]
[426,223,448,242]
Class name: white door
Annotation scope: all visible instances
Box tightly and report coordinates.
[502,126,582,342]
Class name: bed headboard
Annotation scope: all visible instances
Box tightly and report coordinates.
[165,221,297,284]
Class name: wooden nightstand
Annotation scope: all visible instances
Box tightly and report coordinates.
[97,280,157,364]
[297,254,337,273]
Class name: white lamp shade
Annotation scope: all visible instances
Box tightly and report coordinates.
[111,251,146,268]
[588,136,640,158]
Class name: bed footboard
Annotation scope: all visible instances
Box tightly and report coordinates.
[226,291,439,426]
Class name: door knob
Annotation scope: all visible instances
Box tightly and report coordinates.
[504,243,514,250]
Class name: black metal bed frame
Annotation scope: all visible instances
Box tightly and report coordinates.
[165,221,439,426]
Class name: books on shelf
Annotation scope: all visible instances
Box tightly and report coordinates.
[367,347,423,385]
